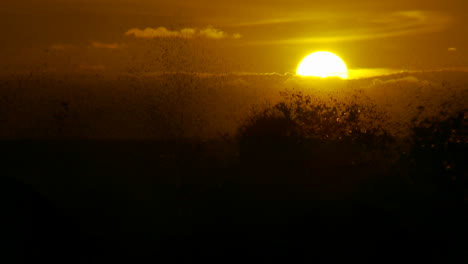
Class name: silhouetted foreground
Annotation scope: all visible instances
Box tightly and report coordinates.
[2,133,466,263]
[1,79,466,263]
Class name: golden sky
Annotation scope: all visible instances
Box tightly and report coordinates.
[1,0,467,73]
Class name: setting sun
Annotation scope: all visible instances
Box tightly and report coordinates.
[297,51,348,79]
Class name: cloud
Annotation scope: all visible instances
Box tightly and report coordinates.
[50,42,124,51]
[125,26,242,40]
[90,41,123,49]
[348,68,403,79]
[198,27,242,39]
[242,10,452,45]
[369,76,431,87]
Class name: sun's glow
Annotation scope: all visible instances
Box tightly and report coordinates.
[297,51,348,79]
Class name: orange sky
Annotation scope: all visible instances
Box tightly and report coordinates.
[1,0,467,73]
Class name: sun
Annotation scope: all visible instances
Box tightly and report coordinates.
[297,51,348,79]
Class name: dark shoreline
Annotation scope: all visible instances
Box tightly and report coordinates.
[2,139,466,263]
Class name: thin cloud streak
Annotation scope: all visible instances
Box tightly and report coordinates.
[125,26,242,40]
[241,10,452,45]
[90,41,123,49]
